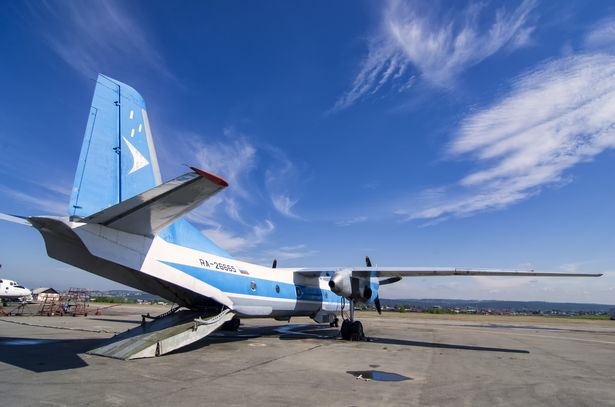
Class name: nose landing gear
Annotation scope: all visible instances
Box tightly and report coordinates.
[339,299,366,341]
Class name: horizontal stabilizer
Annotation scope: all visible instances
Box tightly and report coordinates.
[79,167,228,236]
[0,213,32,226]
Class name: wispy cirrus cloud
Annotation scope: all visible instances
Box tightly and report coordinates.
[264,146,304,219]
[159,126,305,255]
[584,17,615,52]
[271,195,300,219]
[266,244,319,261]
[188,129,258,201]
[204,220,275,254]
[399,54,615,222]
[28,1,172,79]
[180,132,257,226]
[0,185,69,216]
[335,216,368,227]
[333,0,537,111]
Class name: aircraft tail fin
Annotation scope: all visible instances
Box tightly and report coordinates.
[68,74,232,259]
[69,74,162,219]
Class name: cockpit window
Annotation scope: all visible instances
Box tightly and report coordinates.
[15,285,25,289]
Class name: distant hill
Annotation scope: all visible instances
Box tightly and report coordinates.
[380,298,615,313]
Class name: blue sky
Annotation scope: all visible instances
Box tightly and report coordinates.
[1,0,615,303]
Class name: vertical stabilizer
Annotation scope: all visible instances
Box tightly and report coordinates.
[68,75,232,258]
[69,74,162,219]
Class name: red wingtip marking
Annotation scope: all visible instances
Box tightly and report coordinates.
[190,167,229,187]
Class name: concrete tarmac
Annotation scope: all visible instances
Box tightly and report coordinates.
[1,305,614,406]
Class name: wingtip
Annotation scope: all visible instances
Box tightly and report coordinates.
[190,167,229,187]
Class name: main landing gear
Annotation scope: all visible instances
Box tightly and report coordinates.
[221,316,241,331]
[339,299,365,341]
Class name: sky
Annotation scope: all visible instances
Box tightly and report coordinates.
[1,0,615,304]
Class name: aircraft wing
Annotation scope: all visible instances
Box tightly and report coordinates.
[80,167,228,236]
[294,267,603,282]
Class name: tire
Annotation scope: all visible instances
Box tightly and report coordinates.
[350,320,364,341]
[221,317,240,331]
[340,319,352,340]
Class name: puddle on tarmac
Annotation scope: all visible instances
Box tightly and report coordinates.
[0,339,57,346]
[347,370,411,382]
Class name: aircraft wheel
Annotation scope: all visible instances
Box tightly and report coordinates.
[340,319,352,340]
[221,317,240,331]
[350,320,364,341]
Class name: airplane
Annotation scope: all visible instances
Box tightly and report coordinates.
[0,279,32,306]
[0,74,602,359]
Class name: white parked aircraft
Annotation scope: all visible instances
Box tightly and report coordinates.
[0,279,32,305]
[0,75,602,358]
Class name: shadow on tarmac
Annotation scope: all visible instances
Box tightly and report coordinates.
[0,337,105,372]
[366,337,530,354]
[276,324,530,354]
[0,323,528,372]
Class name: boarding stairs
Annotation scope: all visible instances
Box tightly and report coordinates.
[88,307,235,360]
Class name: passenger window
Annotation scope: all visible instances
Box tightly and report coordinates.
[250,281,257,292]
[295,286,302,297]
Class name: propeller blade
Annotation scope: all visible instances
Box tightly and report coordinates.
[374,296,382,315]
[365,256,381,313]
[272,259,277,269]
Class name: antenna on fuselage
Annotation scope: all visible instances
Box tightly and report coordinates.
[272,259,277,269]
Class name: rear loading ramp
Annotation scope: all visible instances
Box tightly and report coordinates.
[88,308,234,360]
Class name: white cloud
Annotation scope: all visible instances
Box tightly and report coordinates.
[271,194,300,219]
[174,129,275,253]
[584,17,615,52]
[204,220,274,253]
[156,127,305,258]
[333,0,537,111]
[387,0,536,85]
[403,54,615,221]
[1,186,68,216]
[264,147,304,219]
[266,244,319,261]
[336,216,368,227]
[189,130,257,199]
[172,131,258,227]
[332,38,407,111]
[28,2,172,79]
[169,129,304,223]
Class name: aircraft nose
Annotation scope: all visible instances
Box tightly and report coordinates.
[24,288,31,295]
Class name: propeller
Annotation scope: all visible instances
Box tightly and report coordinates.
[365,256,381,314]
[272,259,277,269]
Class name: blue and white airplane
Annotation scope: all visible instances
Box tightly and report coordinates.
[0,75,602,357]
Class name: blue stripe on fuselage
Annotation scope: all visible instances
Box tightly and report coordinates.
[160,261,341,303]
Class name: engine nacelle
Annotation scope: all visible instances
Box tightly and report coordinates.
[328,271,374,303]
